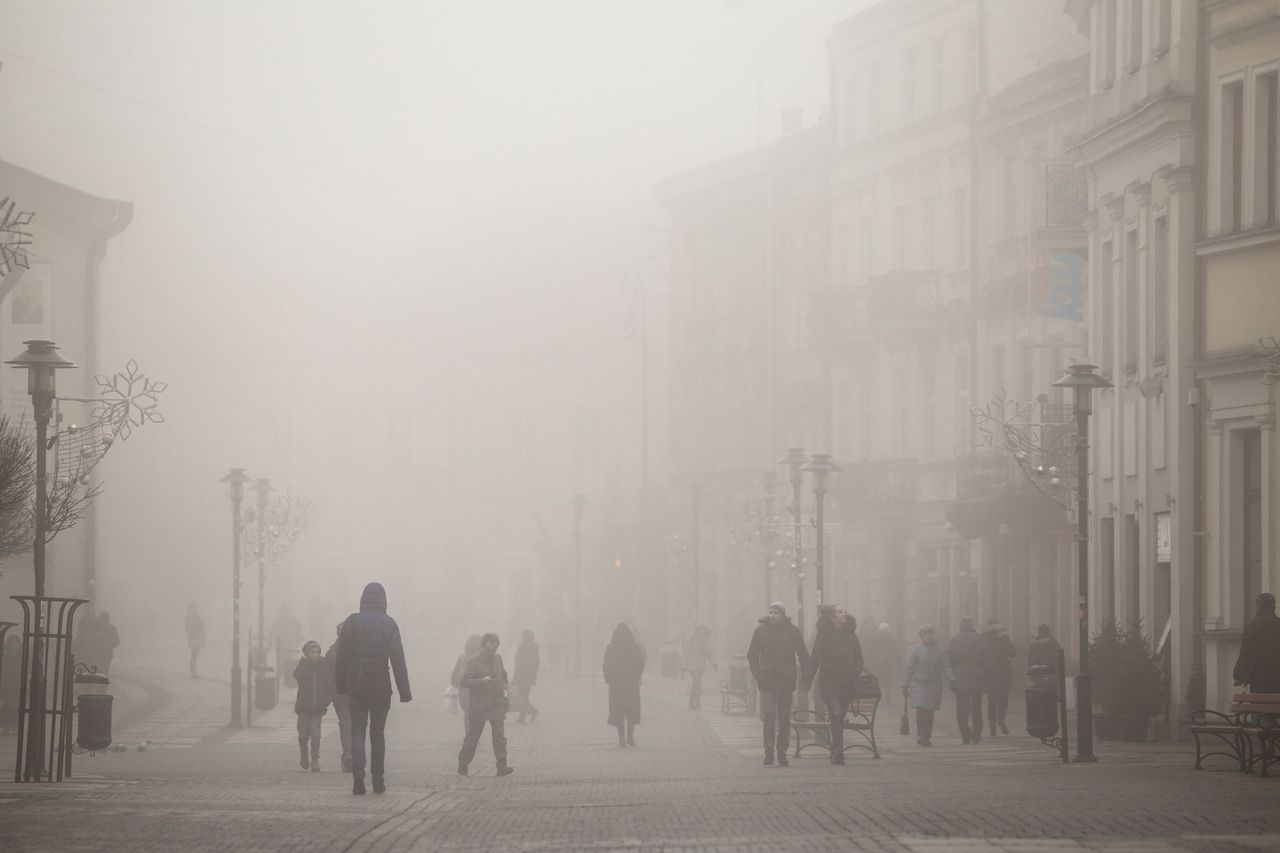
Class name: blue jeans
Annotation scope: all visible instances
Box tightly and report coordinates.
[349,695,391,780]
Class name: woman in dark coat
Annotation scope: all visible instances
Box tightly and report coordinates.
[802,605,863,764]
[983,619,1016,736]
[603,623,645,747]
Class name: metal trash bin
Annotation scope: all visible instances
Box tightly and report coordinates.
[254,668,278,711]
[1025,663,1059,740]
[74,670,112,752]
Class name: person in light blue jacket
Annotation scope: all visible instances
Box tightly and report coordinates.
[902,624,951,747]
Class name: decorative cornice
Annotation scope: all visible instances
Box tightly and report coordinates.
[1128,180,1152,207]
[1155,164,1195,195]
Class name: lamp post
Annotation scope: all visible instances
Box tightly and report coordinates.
[573,494,587,678]
[1052,363,1111,764]
[777,448,807,638]
[801,454,840,610]
[220,468,250,728]
[691,484,701,625]
[251,478,272,656]
[7,340,77,781]
[762,471,779,609]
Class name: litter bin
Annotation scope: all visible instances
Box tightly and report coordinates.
[1025,664,1059,740]
[74,670,112,752]
[254,667,278,711]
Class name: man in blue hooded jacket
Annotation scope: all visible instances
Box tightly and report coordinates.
[335,582,412,795]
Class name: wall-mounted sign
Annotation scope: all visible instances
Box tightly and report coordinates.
[1155,512,1172,564]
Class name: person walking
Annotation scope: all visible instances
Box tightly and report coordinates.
[983,618,1016,736]
[802,605,863,765]
[451,635,482,733]
[684,624,714,711]
[945,616,990,744]
[97,612,121,675]
[513,629,540,724]
[293,640,333,771]
[903,625,947,746]
[747,602,809,767]
[1027,623,1063,670]
[1235,592,1280,692]
[325,622,353,772]
[457,632,514,776]
[185,603,206,679]
[603,623,645,747]
[335,582,412,796]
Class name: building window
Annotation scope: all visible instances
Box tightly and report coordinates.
[1100,517,1116,623]
[1254,70,1278,227]
[1002,155,1018,240]
[933,41,945,114]
[844,73,858,145]
[903,47,917,125]
[1125,0,1143,73]
[1222,79,1245,233]
[953,185,970,267]
[1103,0,1119,86]
[1098,238,1116,369]
[1243,429,1263,621]
[1152,215,1168,365]
[1124,228,1139,371]
[1154,0,1172,55]
[10,278,43,325]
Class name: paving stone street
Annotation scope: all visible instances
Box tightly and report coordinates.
[1,650,1278,852]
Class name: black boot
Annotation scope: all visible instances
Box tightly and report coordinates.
[299,742,310,770]
[372,777,385,794]
[626,723,636,747]
[617,726,627,747]
[763,751,774,766]
[352,776,366,795]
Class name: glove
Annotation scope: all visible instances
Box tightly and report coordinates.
[399,691,413,703]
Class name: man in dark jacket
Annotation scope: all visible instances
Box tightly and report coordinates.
[1235,593,1280,692]
[335,582,412,795]
[457,633,514,776]
[803,605,863,765]
[513,629,540,724]
[945,616,990,744]
[747,602,810,767]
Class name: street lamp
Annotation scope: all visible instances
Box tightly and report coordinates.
[251,477,272,655]
[1052,362,1111,764]
[573,494,587,678]
[801,454,840,610]
[761,471,779,609]
[776,448,807,638]
[220,468,250,728]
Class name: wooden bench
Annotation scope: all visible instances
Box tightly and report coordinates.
[1188,693,1280,776]
[791,696,881,760]
[720,661,757,715]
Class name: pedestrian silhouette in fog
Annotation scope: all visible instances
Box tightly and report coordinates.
[802,604,862,765]
[748,602,809,766]
[1235,592,1280,692]
[1026,623,1063,670]
[684,624,714,711]
[513,629,540,724]
[457,632,514,776]
[603,623,645,747]
[983,618,1015,736]
[335,582,411,795]
[945,616,990,744]
[903,625,946,747]
[185,603,205,679]
[452,635,482,732]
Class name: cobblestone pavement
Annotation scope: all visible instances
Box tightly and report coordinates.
[1,661,1278,853]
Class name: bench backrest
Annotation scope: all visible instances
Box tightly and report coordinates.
[848,697,878,716]
[1231,692,1280,715]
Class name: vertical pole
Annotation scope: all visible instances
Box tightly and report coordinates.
[814,482,826,610]
[256,483,268,654]
[230,486,243,728]
[1058,646,1070,764]
[573,494,585,678]
[1074,398,1096,762]
[691,485,701,625]
[246,627,253,728]
[791,468,804,639]
[763,474,777,610]
[24,391,50,781]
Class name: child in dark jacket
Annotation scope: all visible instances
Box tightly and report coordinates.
[294,640,334,771]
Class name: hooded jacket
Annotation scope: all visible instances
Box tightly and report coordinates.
[334,583,412,703]
[804,616,864,700]
[945,623,990,693]
[294,642,334,716]
[747,615,810,693]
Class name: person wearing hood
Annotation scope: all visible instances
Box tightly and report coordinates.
[457,632,514,776]
[603,623,646,747]
[802,605,863,765]
[294,640,333,771]
[903,624,948,746]
[335,582,412,795]
[747,602,810,766]
[982,618,1016,737]
[451,635,482,732]
[325,622,353,773]
[1027,623,1064,670]
[945,616,991,744]
[1234,592,1280,692]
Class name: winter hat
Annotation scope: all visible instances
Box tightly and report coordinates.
[1036,623,1052,639]
[360,582,388,612]
[1258,592,1277,610]
[302,640,321,654]
[768,601,787,616]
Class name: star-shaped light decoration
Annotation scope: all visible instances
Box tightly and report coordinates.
[0,197,34,279]
[92,359,167,442]
[1262,336,1280,387]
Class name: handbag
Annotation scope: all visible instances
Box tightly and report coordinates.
[851,669,881,699]
[444,685,459,715]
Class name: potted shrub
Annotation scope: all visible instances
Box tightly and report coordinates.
[1089,618,1165,742]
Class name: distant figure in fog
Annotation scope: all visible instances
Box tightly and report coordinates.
[683,624,714,711]
[325,622,352,772]
[335,582,412,796]
[903,625,947,747]
[983,618,1016,736]
[185,603,206,679]
[452,635,482,731]
[293,640,333,772]
[863,622,900,708]
[82,612,120,675]
[457,632,514,776]
[73,611,100,671]
[1027,624,1063,671]
[945,616,990,744]
[802,605,862,765]
[1,633,21,734]
[603,623,645,747]
[1235,592,1280,692]
[513,629,540,724]
[747,602,809,766]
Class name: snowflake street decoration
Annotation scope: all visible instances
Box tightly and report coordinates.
[244,491,311,565]
[0,197,34,279]
[1262,336,1280,386]
[93,360,167,442]
[972,391,1076,511]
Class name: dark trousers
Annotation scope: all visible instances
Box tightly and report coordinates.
[916,708,935,742]
[517,686,538,722]
[825,697,848,755]
[759,690,793,756]
[349,695,391,780]
[458,714,508,769]
[296,713,322,758]
[987,687,1009,732]
[689,671,703,709]
[955,689,983,741]
[333,695,352,763]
